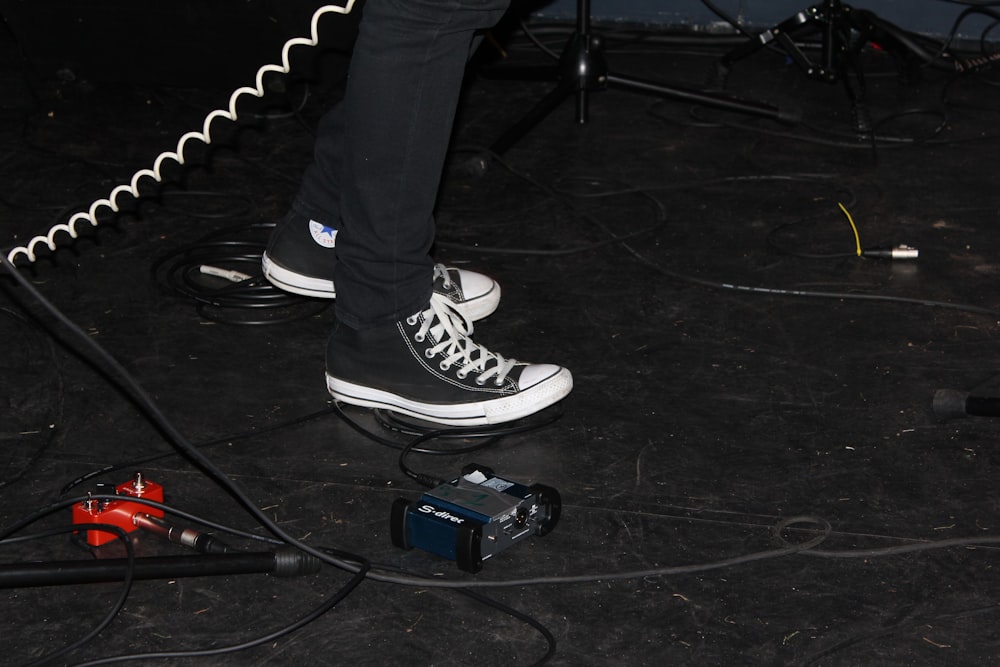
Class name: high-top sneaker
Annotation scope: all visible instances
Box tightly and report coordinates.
[262,213,500,320]
[326,293,572,426]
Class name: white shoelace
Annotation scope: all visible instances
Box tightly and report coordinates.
[408,293,517,386]
[432,263,453,290]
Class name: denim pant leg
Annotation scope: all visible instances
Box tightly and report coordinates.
[291,102,344,226]
[294,0,511,329]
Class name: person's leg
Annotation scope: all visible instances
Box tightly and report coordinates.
[325,0,572,426]
[260,102,344,297]
[334,0,511,328]
[293,101,346,226]
[262,0,503,321]
[266,0,571,425]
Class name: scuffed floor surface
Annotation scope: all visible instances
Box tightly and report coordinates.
[2,10,999,666]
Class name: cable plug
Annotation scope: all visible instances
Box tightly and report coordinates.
[199,265,253,283]
[862,244,919,260]
[134,513,232,553]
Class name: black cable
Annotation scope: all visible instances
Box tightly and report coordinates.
[0,254,368,578]
[440,147,669,257]
[797,534,1000,558]
[17,525,136,667]
[150,220,331,325]
[0,303,64,490]
[686,1,989,157]
[8,495,999,666]
[150,189,255,220]
[395,408,564,489]
[457,153,998,317]
[8,499,544,666]
[358,561,556,663]
[12,492,1000,593]
[765,208,868,260]
[0,267,372,661]
[331,401,502,455]
[627,230,999,318]
[60,405,335,495]
[661,100,949,151]
[454,588,557,665]
[858,9,958,72]
[359,519,1000,590]
[1,497,367,664]
[329,401,563,488]
[69,551,369,667]
[800,602,1000,666]
[510,19,752,57]
[1,15,992,656]
[630,24,1000,150]
[0,495,272,550]
[364,518,835,589]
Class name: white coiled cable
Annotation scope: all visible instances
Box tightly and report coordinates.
[5,1,356,265]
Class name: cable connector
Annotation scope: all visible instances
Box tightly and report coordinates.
[134,513,232,554]
[199,265,253,283]
[862,244,919,260]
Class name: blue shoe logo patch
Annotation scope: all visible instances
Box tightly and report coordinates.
[309,220,338,248]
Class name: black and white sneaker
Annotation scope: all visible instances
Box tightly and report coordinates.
[262,213,340,298]
[262,214,500,321]
[326,293,573,426]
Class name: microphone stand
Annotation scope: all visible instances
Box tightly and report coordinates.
[481,0,794,159]
[0,548,322,588]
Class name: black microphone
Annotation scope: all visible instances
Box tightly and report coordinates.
[933,389,1000,419]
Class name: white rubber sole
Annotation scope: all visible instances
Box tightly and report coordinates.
[263,253,501,321]
[262,252,336,299]
[326,367,573,426]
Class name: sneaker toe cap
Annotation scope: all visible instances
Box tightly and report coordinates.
[518,364,573,392]
[455,269,499,301]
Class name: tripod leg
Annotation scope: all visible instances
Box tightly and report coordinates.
[489,78,578,155]
[485,28,606,156]
[839,31,873,140]
[718,2,865,84]
[719,11,814,72]
[607,72,791,123]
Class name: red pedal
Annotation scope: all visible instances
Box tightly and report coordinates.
[72,473,165,547]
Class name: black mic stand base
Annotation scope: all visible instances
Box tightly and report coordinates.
[475,0,791,168]
[714,0,925,139]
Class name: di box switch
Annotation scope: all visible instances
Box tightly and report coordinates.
[390,464,560,573]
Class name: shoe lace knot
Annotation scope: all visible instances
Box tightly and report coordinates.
[415,293,516,386]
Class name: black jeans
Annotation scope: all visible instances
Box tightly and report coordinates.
[291,0,511,329]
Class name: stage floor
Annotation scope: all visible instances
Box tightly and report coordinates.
[2,13,1000,667]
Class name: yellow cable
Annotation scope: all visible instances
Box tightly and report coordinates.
[838,202,862,257]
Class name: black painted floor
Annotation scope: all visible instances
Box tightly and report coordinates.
[2,11,1000,667]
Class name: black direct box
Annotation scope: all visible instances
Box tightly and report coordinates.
[390,464,560,572]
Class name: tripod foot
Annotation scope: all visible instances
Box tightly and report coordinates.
[461,152,492,178]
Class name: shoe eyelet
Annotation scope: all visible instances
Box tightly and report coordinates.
[406,316,417,326]
[456,370,468,379]
[414,333,425,343]
[424,349,435,359]
[494,379,504,387]
[439,362,451,371]
[475,377,487,386]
